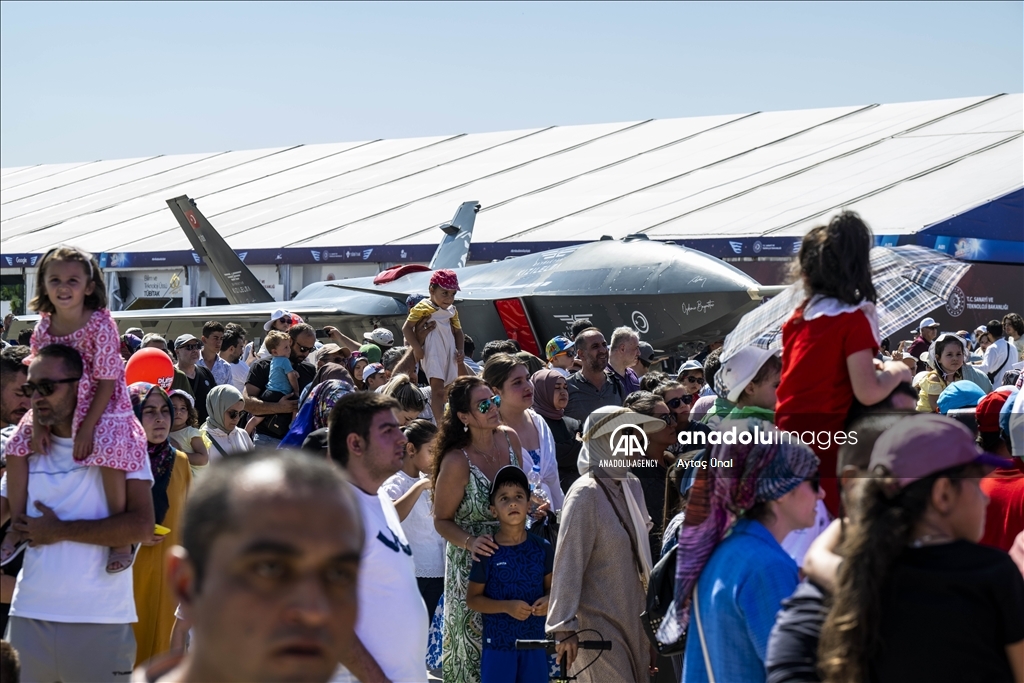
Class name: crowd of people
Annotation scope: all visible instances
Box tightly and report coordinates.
[0,211,1022,683]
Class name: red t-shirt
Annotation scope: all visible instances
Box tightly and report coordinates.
[776,307,878,516]
[980,458,1024,553]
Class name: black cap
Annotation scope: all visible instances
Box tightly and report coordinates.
[489,465,530,504]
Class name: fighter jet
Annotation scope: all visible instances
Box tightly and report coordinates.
[12,196,778,353]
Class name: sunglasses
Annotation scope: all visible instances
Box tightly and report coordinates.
[477,395,502,413]
[296,344,315,353]
[225,410,241,420]
[665,395,693,409]
[807,474,821,493]
[682,376,705,385]
[657,412,677,424]
[178,343,202,352]
[21,376,81,397]
[555,349,576,358]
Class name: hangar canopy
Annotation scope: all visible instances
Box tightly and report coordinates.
[2,93,1021,268]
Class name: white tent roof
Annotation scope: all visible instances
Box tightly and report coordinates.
[2,93,1020,256]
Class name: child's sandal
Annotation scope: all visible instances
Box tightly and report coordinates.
[106,544,141,574]
[0,538,28,567]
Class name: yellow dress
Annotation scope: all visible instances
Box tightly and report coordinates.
[132,450,192,665]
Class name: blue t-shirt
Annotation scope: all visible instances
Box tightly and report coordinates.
[468,534,553,651]
[267,355,294,394]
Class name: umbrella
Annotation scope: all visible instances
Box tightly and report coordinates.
[721,245,971,362]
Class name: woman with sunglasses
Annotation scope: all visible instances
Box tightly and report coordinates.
[677,360,706,400]
[431,376,523,683]
[200,385,254,459]
[653,380,712,452]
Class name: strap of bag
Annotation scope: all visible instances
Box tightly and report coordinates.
[694,584,716,683]
[208,435,229,458]
[594,477,647,592]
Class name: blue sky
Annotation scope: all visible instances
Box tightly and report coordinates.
[1,1,1021,166]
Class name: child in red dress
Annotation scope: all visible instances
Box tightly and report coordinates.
[1,247,148,572]
[775,212,911,515]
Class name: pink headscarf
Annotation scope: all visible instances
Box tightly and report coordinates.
[531,369,565,421]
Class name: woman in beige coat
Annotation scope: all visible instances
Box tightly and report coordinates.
[546,406,665,682]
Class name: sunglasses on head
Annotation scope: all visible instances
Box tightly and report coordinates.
[21,377,81,397]
[682,375,705,385]
[477,395,501,413]
[225,410,241,420]
[665,395,693,409]
[179,343,202,352]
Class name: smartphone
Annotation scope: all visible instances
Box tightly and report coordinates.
[315,328,331,339]
[154,524,171,536]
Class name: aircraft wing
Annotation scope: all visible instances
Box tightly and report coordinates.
[166,196,276,305]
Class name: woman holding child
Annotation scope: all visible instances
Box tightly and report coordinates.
[432,376,523,683]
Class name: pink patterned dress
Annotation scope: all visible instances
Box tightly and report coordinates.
[6,309,147,471]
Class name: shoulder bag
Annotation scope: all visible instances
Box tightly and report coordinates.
[641,543,687,655]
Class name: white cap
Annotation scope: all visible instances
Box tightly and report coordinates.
[919,316,940,330]
[362,363,385,382]
[716,346,782,403]
[264,309,291,331]
[363,328,394,348]
[676,360,704,377]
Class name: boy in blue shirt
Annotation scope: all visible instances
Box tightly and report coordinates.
[467,466,553,683]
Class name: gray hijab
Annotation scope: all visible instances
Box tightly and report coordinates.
[204,384,244,432]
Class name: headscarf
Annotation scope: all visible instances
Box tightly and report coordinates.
[129,382,176,525]
[531,369,565,421]
[312,361,353,388]
[204,384,244,433]
[576,406,668,587]
[671,418,819,631]
[278,379,354,449]
[313,379,355,430]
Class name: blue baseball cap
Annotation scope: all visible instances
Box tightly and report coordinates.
[937,380,987,414]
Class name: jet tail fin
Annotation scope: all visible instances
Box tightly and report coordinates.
[428,201,480,270]
[166,195,276,305]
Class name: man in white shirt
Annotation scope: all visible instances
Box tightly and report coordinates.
[219,328,250,392]
[328,393,428,683]
[197,321,233,387]
[976,319,1016,385]
[2,344,154,683]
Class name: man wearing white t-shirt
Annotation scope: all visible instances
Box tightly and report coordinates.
[219,329,250,392]
[2,344,154,683]
[328,392,428,683]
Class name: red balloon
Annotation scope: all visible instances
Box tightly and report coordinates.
[125,347,175,391]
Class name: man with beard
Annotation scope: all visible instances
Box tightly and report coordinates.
[4,345,153,683]
[244,324,318,448]
[565,328,625,423]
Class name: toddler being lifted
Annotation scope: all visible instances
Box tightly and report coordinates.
[403,269,465,422]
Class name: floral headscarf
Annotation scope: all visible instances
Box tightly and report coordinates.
[671,418,818,632]
[313,379,355,430]
[129,382,177,525]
